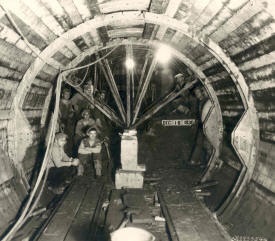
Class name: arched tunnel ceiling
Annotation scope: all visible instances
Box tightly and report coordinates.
[0,4,273,145]
[0,0,274,231]
[0,0,272,115]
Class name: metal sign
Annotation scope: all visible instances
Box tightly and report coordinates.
[161,119,196,127]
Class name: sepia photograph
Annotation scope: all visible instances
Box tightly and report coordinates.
[0,0,274,240]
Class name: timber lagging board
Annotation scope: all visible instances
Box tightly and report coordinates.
[37,180,103,241]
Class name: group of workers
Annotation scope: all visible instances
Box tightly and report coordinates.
[47,81,110,194]
[47,73,211,193]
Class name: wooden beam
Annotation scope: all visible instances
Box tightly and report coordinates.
[132,57,157,124]
[68,84,123,127]
[72,0,92,21]
[81,32,95,48]
[23,0,65,36]
[125,44,133,127]
[258,111,275,121]
[0,110,14,120]
[155,0,182,40]
[211,0,263,42]
[98,58,126,123]
[136,51,150,101]
[1,0,57,43]
[58,0,83,26]
[40,0,71,30]
[132,79,198,128]
[249,78,275,91]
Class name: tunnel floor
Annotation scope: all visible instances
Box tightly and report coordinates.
[8,123,233,240]
[12,165,231,241]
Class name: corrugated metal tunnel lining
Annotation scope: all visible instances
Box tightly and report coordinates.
[0,0,274,240]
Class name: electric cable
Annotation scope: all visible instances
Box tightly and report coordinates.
[1,73,63,241]
[21,167,49,224]
[62,45,120,73]
[68,65,90,88]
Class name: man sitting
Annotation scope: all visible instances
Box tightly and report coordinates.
[74,109,101,150]
[48,133,80,194]
[78,127,104,179]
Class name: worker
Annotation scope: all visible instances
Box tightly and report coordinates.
[189,87,212,167]
[167,74,199,166]
[94,90,107,104]
[59,87,75,155]
[78,127,104,179]
[71,81,94,119]
[74,109,101,150]
[48,133,80,194]
[170,73,199,117]
[174,73,186,91]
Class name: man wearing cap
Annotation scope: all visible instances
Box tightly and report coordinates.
[48,133,80,194]
[174,73,186,91]
[168,73,198,116]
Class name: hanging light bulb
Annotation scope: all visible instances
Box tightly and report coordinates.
[155,44,172,64]
[125,57,135,69]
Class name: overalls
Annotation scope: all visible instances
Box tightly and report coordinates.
[78,138,102,177]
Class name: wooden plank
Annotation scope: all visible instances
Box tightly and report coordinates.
[64,183,103,241]
[0,110,13,120]
[1,0,57,43]
[158,184,231,241]
[126,44,133,127]
[132,58,157,124]
[72,0,92,21]
[39,0,71,31]
[38,182,88,241]
[98,59,126,123]
[155,0,182,40]
[23,0,65,36]
[98,0,150,14]
[108,28,143,39]
[105,190,125,230]
[103,59,126,122]
[123,189,152,224]
[136,52,150,99]
[211,0,263,42]
[58,0,83,26]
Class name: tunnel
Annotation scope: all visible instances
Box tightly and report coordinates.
[0,0,274,240]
